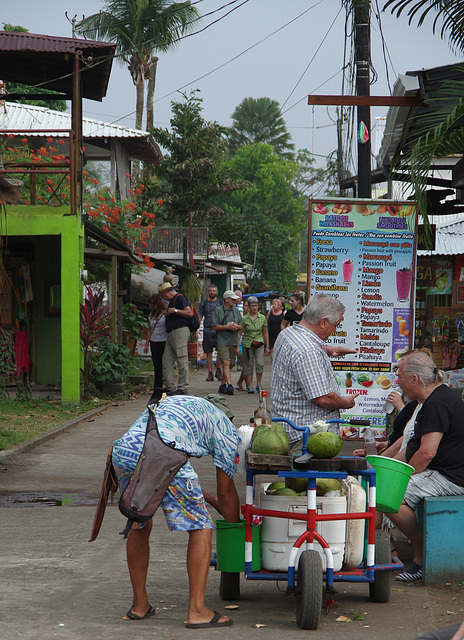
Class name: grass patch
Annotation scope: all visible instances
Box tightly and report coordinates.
[0,396,106,451]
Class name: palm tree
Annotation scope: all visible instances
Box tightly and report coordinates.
[383,0,464,54]
[75,1,199,133]
[228,97,295,160]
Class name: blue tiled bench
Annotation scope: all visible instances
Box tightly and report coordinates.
[417,495,464,584]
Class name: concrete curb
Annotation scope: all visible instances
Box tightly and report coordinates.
[0,403,114,462]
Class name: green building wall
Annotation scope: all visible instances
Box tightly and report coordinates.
[6,205,83,403]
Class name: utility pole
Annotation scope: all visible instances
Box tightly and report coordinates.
[337,109,345,192]
[355,0,371,198]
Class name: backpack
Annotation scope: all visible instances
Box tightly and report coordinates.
[173,293,200,332]
[189,307,200,332]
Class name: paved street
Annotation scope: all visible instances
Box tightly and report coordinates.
[1,360,463,639]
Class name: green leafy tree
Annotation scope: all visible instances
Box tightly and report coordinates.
[293,148,341,198]
[75,1,199,132]
[229,97,295,160]
[211,143,305,292]
[2,23,66,111]
[151,90,249,226]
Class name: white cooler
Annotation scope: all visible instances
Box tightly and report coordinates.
[259,483,347,572]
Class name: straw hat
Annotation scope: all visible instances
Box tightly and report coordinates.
[158,282,174,294]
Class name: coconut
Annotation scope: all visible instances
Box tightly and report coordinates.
[252,424,289,455]
[274,488,299,496]
[266,481,286,495]
[306,432,343,459]
[285,477,308,493]
[316,478,341,496]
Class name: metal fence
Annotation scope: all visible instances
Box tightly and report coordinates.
[144,227,209,255]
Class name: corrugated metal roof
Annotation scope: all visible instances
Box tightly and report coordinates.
[0,103,162,164]
[0,31,113,54]
[418,214,464,256]
[0,30,115,101]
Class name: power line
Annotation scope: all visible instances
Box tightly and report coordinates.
[281,69,343,117]
[154,0,327,107]
[76,0,248,57]
[281,5,343,110]
[373,0,396,94]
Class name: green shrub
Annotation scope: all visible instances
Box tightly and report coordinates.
[92,342,132,388]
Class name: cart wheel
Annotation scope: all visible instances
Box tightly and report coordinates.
[219,572,240,601]
[369,530,392,603]
[295,550,323,630]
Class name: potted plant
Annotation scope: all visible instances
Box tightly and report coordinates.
[92,342,133,397]
[122,302,147,352]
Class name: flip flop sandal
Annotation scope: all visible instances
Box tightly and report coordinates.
[123,604,156,620]
[431,316,442,342]
[442,344,451,369]
[442,314,451,342]
[456,316,464,344]
[451,343,462,369]
[186,612,233,629]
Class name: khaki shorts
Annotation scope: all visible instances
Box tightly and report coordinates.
[217,344,237,363]
[242,344,265,375]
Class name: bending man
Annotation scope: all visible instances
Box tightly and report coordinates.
[112,395,240,627]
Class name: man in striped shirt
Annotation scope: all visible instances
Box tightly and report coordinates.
[271,293,359,453]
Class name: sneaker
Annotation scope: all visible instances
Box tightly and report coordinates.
[227,384,234,395]
[256,385,262,393]
[247,386,254,394]
[395,563,423,581]
[215,368,222,380]
[206,372,214,382]
[218,383,228,394]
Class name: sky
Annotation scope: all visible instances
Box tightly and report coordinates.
[2,0,462,169]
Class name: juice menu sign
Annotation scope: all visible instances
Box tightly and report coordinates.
[309,199,417,431]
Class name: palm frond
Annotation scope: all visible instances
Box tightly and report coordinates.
[384,0,464,54]
[392,77,464,221]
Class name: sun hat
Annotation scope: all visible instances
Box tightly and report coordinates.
[223,290,240,300]
[158,282,175,294]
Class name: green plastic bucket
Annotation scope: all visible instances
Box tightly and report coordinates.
[215,519,261,572]
[366,455,414,513]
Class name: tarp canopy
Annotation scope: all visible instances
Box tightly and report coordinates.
[243,291,285,300]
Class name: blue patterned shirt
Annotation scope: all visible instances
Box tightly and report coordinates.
[113,396,238,479]
[270,323,341,442]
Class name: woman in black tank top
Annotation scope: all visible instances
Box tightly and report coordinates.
[266,298,285,360]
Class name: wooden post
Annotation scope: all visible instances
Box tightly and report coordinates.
[110,255,117,342]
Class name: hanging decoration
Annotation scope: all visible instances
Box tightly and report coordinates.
[358,121,369,144]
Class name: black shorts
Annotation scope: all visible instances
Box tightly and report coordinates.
[202,329,217,354]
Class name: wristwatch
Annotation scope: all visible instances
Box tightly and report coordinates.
[174,308,178,313]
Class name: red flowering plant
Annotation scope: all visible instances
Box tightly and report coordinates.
[83,180,161,270]
[1,136,161,269]
[0,135,71,205]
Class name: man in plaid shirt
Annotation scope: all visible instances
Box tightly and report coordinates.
[271,293,359,453]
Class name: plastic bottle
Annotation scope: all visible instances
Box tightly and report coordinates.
[363,427,377,456]
[252,390,263,425]
[254,390,272,427]
[382,385,402,414]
